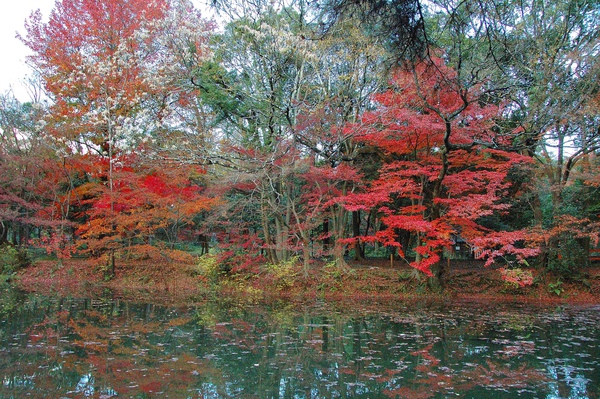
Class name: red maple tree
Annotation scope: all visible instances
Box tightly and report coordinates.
[343,57,534,275]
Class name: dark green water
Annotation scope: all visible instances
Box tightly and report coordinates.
[0,286,598,398]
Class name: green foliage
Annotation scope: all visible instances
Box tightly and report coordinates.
[195,254,228,284]
[322,260,343,281]
[397,268,424,284]
[547,235,588,278]
[316,261,357,294]
[261,257,300,290]
[323,260,355,281]
[0,245,28,276]
[0,283,22,317]
[232,283,263,303]
[502,313,535,332]
[547,279,564,296]
[193,60,241,124]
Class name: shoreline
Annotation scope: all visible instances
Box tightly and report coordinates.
[12,258,600,306]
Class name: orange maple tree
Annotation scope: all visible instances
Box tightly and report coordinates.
[73,154,217,269]
[20,0,216,274]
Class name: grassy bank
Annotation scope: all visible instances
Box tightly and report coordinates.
[13,256,600,306]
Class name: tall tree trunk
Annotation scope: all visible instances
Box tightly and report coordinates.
[107,249,115,279]
[352,210,365,260]
[261,193,278,265]
[428,139,449,289]
[322,218,330,252]
[301,237,311,275]
[0,222,7,245]
[331,204,349,270]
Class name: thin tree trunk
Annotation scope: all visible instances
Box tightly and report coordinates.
[352,210,365,260]
[107,249,115,279]
[301,237,311,275]
[322,218,330,252]
[261,193,278,265]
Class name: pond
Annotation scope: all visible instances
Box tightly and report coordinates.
[0,286,598,398]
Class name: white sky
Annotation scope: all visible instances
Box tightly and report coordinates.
[0,0,54,101]
[0,0,216,102]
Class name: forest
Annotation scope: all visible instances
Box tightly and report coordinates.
[1,0,599,294]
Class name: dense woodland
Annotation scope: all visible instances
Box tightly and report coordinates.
[1,0,599,288]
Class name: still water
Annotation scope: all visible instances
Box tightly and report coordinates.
[0,286,598,398]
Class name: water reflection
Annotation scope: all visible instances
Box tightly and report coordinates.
[0,285,598,398]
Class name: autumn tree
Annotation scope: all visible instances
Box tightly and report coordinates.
[343,57,535,280]
[496,0,600,271]
[21,0,214,163]
[194,2,393,270]
[73,156,217,268]
[189,4,320,268]
[336,0,600,274]
[0,92,76,255]
[20,0,216,274]
[417,0,599,271]
[291,15,390,267]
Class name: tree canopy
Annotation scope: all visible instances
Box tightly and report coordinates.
[1,0,598,284]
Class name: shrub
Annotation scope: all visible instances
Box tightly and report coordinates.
[195,254,225,284]
[547,235,588,278]
[499,267,534,288]
[0,245,28,275]
[547,279,564,296]
[261,257,300,290]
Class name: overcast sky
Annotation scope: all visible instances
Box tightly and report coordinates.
[0,0,216,102]
[0,0,54,100]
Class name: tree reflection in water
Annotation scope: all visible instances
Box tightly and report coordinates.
[0,286,598,398]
